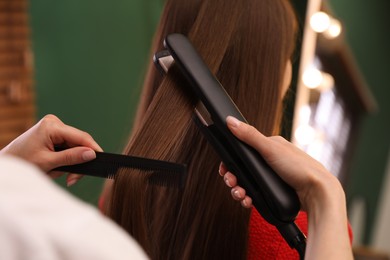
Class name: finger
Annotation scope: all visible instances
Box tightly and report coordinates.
[219,162,228,176]
[49,147,96,170]
[66,173,84,187]
[48,170,65,179]
[223,172,237,188]
[241,196,253,208]
[231,186,246,201]
[226,116,270,154]
[51,124,103,152]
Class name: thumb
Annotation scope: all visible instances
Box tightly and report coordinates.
[226,116,269,153]
[50,147,96,169]
[49,147,96,186]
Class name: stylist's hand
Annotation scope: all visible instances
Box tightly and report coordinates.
[219,116,344,211]
[220,116,352,260]
[0,114,102,186]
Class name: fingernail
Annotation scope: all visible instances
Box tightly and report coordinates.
[67,178,77,187]
[224,175,232,187]
[242,199,248,208]
[232,189,242,199]
[82,150,96,161]
[218,164,223,176]
[226,116,241,128]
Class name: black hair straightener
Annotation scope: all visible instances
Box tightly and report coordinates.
[53,149,187,188]
[154,33,307,258]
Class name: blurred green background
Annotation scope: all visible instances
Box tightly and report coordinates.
[29,0,389,245]
[328,0,390,244]
[29,0,164,205]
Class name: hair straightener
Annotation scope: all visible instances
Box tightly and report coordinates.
[53,148,187,188]
[154,33,307,258]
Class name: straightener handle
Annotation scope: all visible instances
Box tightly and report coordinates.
[164,33,300,223]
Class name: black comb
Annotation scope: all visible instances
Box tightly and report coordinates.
[53,150,187,188]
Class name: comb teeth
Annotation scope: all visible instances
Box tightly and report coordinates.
[147,170,187,188]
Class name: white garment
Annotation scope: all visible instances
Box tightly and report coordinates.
[0,156,148,260]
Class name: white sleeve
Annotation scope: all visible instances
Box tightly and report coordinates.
[0,155,148,260]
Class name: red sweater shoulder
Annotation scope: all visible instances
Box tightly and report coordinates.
[247,209,308,260]
[248,209,353,259]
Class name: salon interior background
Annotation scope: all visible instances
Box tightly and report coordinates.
[26,0,389,254]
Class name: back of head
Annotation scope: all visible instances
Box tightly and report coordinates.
[109,0,296,259]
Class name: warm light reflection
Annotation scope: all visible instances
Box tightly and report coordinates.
[310,12,331,33]
[324,19,342,38]
[310,11,342,39]
[302,68,335,90]
[302,68,323,89]
[294,125,316,146]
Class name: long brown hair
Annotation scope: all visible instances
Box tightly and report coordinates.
[109,0,296,259]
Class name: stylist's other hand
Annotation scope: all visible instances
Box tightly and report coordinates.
[219,116,344,212]
[220,117,353,260]
[0,114,102,186]
[220,117,353,259]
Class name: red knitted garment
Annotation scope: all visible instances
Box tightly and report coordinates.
[248,209,353,259]
[247,210,308,259]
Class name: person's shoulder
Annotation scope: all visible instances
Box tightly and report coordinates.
[0,155,40,172]
[0,155,46,192]
[0,155,149,260]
